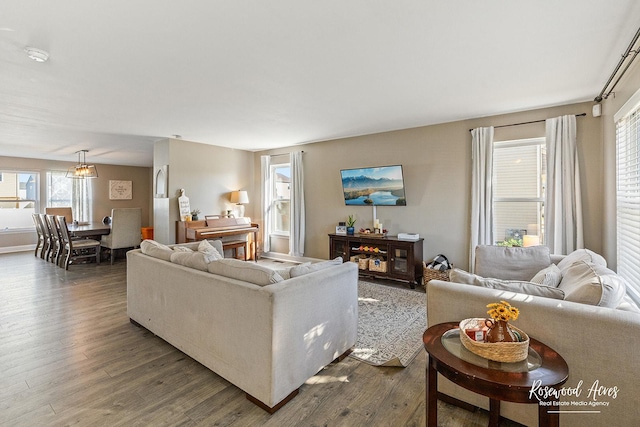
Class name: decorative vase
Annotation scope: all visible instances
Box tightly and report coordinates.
[485,319,517,343]
[347,226,355,235]
[192,215,198,221]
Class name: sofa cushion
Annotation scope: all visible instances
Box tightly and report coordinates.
[558,260,627,307]
[450,268,565,300]
[290,257,343,278]
[474,245,551,281]
[170,251,208,271]
[207,258,284,286]
[198,239,223,263]
[530,264,562,287]
[140,239,174,261]
[556,248,607,274]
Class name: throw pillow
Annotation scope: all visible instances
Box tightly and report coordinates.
[556,248,607,274]
[170,251,208,271]
[140,239,174,261]
[558,260,627,307]
[530,264,562,287]
[275,268,292,280]
[172,246,193,252]
[207,258,284,286]
[290,257,344,278]
[198,239,223,263]
[474,245,551,281]
[450,268,565,300]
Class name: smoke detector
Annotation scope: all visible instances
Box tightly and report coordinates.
[25,47,49,62]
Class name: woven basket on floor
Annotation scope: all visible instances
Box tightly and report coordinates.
[422,262,452,285]
[459,318,529,363]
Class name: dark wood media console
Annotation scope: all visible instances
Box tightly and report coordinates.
[329,234,424,288]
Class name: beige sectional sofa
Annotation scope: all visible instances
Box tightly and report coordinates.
[426,245,640,427]
[127,240,358,412]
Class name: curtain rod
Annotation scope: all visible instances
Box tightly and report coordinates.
[268,150,304,157]
[468,113,586,132]
[595,25,640,102]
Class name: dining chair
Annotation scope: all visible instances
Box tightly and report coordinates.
[45,207,73,224]
[39,213,55,262]
[32,213,46,258]
[57,216,101,269]
[100,208,142,264]
[46,214,64,265]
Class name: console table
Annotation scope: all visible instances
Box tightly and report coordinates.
[328,234,423,287]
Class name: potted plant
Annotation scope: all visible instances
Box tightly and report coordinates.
[191,208,201,221]
[346,215,356,235]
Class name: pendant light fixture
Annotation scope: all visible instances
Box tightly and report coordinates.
[66,150,98,179]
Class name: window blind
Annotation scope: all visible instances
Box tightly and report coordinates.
[616,103,640,305]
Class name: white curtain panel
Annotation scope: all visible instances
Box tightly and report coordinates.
[289,151,305,257]
[470,126,495,272]
[72,178,90,222]
[260,155,271,254]
[545,115,584,254]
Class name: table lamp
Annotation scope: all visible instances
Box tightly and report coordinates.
[230,190,249,218]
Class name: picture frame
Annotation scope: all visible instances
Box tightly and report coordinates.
[109,180,133,200]
[336,225,347,235]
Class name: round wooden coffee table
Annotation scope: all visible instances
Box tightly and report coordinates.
[423,322,569,427]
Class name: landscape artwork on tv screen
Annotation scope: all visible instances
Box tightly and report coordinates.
[340,165,407,206]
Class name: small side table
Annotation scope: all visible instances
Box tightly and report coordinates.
[423,322,568,427]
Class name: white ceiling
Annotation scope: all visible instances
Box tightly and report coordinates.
[1,1,640,167]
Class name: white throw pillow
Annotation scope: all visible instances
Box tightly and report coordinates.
[207,258,284,286]
[556,248,607,274]
[450,268,565,300]
[198,239,223,263]
[290,257,344,278]
[170,251,208,271]
[140,239,174,261]
[530,264,562,287]
[558,260,627,307]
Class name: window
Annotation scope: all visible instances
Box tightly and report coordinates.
[47,171,73,207]
[615,94,640,305]
[493,138,546,246]
[46,171,91,221]
[271,164,291,235]
[0,171,38,230]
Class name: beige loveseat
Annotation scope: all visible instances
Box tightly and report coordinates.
[127,240,358,412]
[426,245,640,427]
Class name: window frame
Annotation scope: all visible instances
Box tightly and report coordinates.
[269,163,291,237]
[0,169,40,232]
[492,137,546,246]
[614,89,640,305]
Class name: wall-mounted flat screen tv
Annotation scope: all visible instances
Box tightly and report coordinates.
[340,165,407,206]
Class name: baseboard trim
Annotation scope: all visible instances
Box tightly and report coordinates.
[0,244,35,254]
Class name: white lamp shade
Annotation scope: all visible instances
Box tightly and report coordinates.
[523,235,540,247]
[230,190,249,204]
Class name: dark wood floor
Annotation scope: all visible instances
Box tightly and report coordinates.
[0,251,515,426]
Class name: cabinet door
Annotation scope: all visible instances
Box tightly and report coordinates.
[389,244,413,280]
[330,236,349,262]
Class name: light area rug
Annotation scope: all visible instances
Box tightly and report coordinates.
[350,280,426,367]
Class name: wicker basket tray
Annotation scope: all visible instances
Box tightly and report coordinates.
[422,262,452,285]
[459,318,529,363]
[369,257,387,272]
[350,255,370,270]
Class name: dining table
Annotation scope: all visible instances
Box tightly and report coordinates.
[67,221,111,238]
